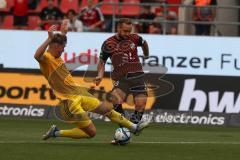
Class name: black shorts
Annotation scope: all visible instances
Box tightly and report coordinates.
[113,72,147,97]
[13,15,28,26]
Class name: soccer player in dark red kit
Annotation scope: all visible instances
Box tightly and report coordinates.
[95,18,150,144]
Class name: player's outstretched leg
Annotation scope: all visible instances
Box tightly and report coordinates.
[42,97,98,140]
[113,104,125,116]
[42,119,96,140]
[42,125,92,140]
[130,110,144,124]
[93,102,149,135]
[42,124,59,140]
[130,93,147,124]
[113,104,125,129]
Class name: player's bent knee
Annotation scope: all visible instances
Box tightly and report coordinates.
[135,101,146,107]
[135,103,146,111]
[135,98,147,110]
[111,91,125,104]
[81,123,97,138]
[93,103,112,115]
[87,126,97,138]
[103,105,112,113]
[135,105,145,112]
[87,129,96,138]
[111,96,124,105]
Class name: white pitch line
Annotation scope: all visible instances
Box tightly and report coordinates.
[0,141,240,145]
[0,141,103,144]
[134,141,240,145]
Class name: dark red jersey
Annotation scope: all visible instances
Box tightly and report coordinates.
[79,7,104,27]
[100,34,145,80]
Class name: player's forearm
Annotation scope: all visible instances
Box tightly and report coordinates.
[142,41,149,58]
[34,38,52,61]
[97,60,106,78]
[92,21,103,28]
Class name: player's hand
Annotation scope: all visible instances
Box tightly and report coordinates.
[48,25,56,40]
[94,76,103,86]
[122,53,129,63]
[61,19,69,35]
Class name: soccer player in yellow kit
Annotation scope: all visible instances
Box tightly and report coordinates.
[35,23,148,141]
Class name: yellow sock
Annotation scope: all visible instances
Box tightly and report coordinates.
[59,128,90,139]
[105,110,136,131]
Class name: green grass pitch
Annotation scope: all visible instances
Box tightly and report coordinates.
[0,118,240,160]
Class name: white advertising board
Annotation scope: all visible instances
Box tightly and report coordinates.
[0,30,240,76]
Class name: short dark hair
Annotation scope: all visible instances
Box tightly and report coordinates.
[67,9,76,16]
[118,18,132,26]
[50,33,67,45]
[143,5,151,10]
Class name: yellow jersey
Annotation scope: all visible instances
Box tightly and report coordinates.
[39,51,93,100]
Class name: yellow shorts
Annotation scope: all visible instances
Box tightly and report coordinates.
[59,96,100,128]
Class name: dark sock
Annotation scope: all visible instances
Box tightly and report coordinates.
[113,104,125,128]
[130,110,144,124]
[113,104,125,116]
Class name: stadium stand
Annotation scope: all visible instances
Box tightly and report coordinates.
[168,0,181,14]
[37,0,58,11]
[80,0,99,10]
[100,0,120,15]
[2,15,13,29]
[120,0,140,16]
[28,15,40,30]
[0,0,13,12]
[60,0,79,13]
[0,0,182,32]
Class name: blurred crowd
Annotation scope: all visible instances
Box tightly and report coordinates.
[0,0,217,35]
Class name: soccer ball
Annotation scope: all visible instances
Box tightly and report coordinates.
[113,127,131,145]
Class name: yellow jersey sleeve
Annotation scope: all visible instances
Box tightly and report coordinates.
[39,52,93,100]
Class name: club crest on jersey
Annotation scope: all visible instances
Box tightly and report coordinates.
[114,81,119,86]
[130,43,135,49]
